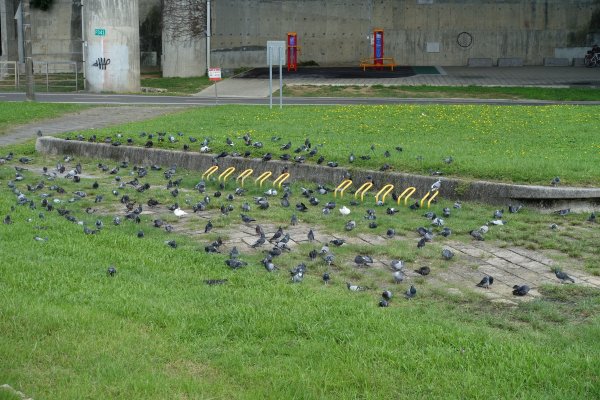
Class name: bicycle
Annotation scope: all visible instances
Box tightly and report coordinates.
[584,45,600,67]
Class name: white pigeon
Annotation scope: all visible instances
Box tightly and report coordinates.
[431,179,442,191]
[200,146,211,153]
[173,208,187,217]
[339,206,351,216]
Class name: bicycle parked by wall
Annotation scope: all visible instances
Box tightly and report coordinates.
[584,44,600,67]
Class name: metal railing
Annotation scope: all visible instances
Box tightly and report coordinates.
[0,61,19,90]
[32,61,83,92]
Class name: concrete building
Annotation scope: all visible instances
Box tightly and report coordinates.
[2,0,599,82]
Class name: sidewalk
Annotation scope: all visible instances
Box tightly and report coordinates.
[195,66,600,97]
[0,106,186,146]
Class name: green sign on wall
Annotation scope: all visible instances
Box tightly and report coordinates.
[94,28,106,37]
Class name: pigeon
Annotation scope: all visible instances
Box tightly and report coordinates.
[554,269,575,283]
[379,299,389,307]
[345,220,356,231]
[439,227,452,237]
[508,204,522,213]
[174,208,187,217]
[226,259,248,269]
[587,212,596,223]
[393,270,405,284]
[390,260,404,271]
[512,285,530,296]
[137,231,144,238]
[442,208,451,218]
[322,272,330,284]
[493,209,504,219]
[550,177,560,186]
[263,258,278,272]
[386,228,395,238]
[339,206,351,216]
[251,235,266,248]
[430,180,441,191]
[107,266,117,277]
[307,229,315,241]
[555,208,570,216]
[354,255,374,265]
[347,282,367,291]
[414,266,431,276]
[323,253,336,266]
[330,239,345,246]
[296,203,308,212]
[405,285,417,299]
[476,275,494,289]
[3,215,12,225]
[166,240,177,248]
[382,290,393,301]
[417,237,426,248]
[269,227,283,243]
[204,220,213,233]
[470,230,485,241]
[241,214,256,223]
[442,249,454,260]
[291,271,304,283]
[290,214,298,225]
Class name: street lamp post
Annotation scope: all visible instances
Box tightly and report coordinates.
[23,0,35,101]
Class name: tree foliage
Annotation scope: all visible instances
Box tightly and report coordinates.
[162,0,207,41]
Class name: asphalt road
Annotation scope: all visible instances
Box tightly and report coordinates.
[1,92,600,106]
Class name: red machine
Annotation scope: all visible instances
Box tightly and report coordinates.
[373,29,384,65]
[287,32,299,72]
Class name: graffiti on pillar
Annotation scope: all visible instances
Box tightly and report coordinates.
[92,58,111,70]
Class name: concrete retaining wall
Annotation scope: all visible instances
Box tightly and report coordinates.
[36,137,600,210]
[206,0,598,69]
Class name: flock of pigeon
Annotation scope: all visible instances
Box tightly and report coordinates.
[2,131,593,307]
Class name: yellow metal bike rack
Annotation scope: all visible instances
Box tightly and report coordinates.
[255,171,272,187]
[273,173,290,188]
[425,190,439,208]
[334,179,353,198]
[202,165,219,179]
[218,166,236,182]
[420,190,439,208]
[397,187,416,205]
[354,182,373,201]
[375,184,394,204]
[236,169,254,186]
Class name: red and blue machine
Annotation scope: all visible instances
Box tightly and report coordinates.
[287,32,299,72]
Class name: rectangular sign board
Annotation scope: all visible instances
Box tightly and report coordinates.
[95,28,106,37]
[267,41,286,64]
[208,67,222,81]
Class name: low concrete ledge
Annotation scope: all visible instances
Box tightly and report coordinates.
[544,57,571,67]
[468,58,494,67]
[36,137,600,210]
[497,58,523,67]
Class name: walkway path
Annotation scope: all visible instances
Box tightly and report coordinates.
[0,105,188,146]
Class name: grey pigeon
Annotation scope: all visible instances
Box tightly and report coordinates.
[345,220,356,231]
[393,270,405,284]
[512,285,530,296]
[476,275,494,289]
[291,271,304,283]
[241,214,256,223]
[386,228,395,238]
[355,255,374,265]
[414,266,430,276]
[382,290,393,301]
[251,235,266,248]
[440,227,452,237]
[587,212,596,223]
[225,259,247,269]
[229,247,240,259]
[107,266,117,277]
[307,229,315,241]
[346,282,367,291]
[551,177,560,186]
[442,249,454,260]
[322,272,330,284]
[379,299,389,307]
[554,269,575,283]
[204,220,213,233]
[470,230,485,241]
[390,260,404,271]
[405,285,417,299]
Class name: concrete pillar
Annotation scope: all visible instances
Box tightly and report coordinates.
[84,0,140,92]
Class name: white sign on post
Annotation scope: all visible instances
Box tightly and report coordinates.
[208,67,222,80]
[267,41,286,109]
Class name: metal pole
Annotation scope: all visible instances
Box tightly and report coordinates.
[214,79,218,104]
[206,0,211,75]
[279,46,282,109]
[23,0,35,100]
[269,46,272,109]
[80,0,86,90]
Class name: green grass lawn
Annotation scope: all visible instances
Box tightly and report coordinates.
[283,84,600,101]
[58,104,600,186]
[0,145,599,399]
[0,102,88,135]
